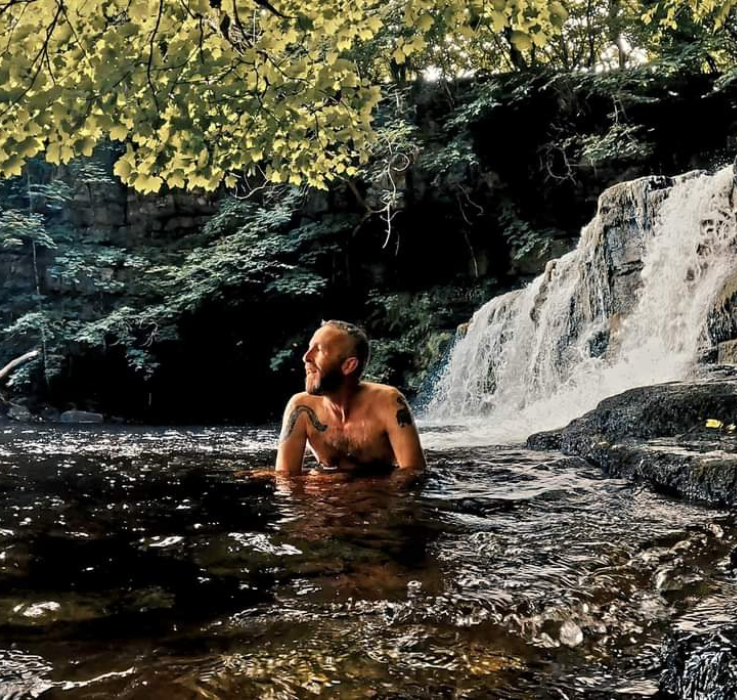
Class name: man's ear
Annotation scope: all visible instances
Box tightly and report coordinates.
[341,356,359,376]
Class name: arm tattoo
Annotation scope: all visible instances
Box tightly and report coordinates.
[280,405,327,442]
[396,396,414,428]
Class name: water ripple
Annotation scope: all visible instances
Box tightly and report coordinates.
[0,426,732,698]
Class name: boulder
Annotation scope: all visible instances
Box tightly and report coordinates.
[59,410,104,424]
[7,404,32,422]
[529,379,737,447]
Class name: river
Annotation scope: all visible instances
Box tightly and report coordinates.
[0,424,734,699]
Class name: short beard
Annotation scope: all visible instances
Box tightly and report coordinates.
[306,367,344,395]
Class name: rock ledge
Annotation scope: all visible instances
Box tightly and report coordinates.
[527,380,737,506]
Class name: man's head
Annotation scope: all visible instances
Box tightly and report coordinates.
[302,320,370,395]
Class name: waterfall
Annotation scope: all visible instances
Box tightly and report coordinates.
[424,166,737,446]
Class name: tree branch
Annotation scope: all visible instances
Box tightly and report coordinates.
[252,0,289,19]
[0,349,40,383]
[147,0,165,111]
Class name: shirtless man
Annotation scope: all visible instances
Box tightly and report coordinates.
[276,320,426,475]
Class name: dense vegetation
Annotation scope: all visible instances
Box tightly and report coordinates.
[0,0,736,421]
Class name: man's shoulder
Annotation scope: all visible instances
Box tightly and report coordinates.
[359,383,417,431]
[360,382,406,405]
[285,392,319,407]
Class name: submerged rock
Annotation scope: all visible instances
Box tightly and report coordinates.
[559,619,584,648]
[661,624,737,699]
[528,379,737,506]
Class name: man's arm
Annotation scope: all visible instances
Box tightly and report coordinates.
[385,391,426,471]
[275,395,309,475]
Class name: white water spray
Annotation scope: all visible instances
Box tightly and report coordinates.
[424,167,737,447]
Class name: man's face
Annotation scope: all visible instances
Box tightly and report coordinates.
[302,325,354,395]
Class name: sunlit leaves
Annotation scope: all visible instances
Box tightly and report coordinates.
[0,0,569,192]
[509,31,532,51]
[1,0,725,192]
[646,0,737,30]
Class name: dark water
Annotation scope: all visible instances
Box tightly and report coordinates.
[0,425,734,699]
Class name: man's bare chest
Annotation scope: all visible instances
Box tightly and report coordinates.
[306,413,390,462]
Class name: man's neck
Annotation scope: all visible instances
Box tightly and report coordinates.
[322,381,361,421]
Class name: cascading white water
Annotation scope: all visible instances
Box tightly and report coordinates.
[424,166,737,447]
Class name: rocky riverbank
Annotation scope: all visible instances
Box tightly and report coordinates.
[528,378,737,699]
[527,377,737,507]
[0,398,105,424]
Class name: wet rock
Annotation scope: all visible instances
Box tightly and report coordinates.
[13,601,61,619]
[1,595,108,626]
[526,431,561,450]
[559,619,584,647]
[533,379,737,447]
[509,237,575,276]
[528,379,737,506]
[654,567,709,600]
[590,438,737,506]
[718,339,737,365]
[701,364,737,381]
[655,567,682,593]
[661,624,737,699]
[7,404,32,422]
[59,410,104,424]
[0,650,53,698]
[729,546,737,571]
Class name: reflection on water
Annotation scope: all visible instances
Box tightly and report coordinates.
[0,425,734,699]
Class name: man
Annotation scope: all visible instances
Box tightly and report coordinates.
[276,320,426,475]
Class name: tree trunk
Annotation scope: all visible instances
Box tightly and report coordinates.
[608,0,627,69]
[586,0,597,68]
[615,33,628,69]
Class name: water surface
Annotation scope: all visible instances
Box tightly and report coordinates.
[0,425,734,699]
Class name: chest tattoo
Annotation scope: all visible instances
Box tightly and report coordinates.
[281,405,327,441]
